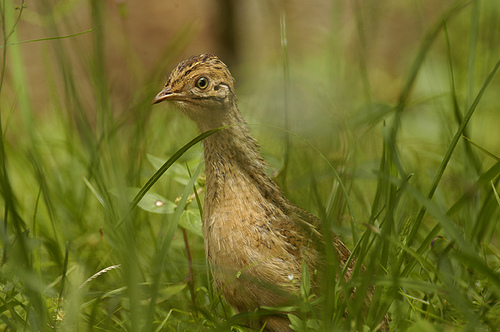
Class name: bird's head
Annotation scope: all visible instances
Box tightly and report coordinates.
[152,54,236,119]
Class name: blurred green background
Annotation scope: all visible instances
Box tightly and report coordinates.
[1,0,499,330]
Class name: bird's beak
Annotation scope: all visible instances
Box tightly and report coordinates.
[152,86,174,105]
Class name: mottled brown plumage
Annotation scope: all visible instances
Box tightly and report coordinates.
[152,54,386,331]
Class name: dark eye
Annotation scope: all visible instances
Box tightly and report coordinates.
[195,77,209,89]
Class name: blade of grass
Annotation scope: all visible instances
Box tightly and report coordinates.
[462,135,500,161]
[0,28,95,48]
[492,181,500,207]
[143,162,204,331]
[275,11,291,191]
[126,127,223,218]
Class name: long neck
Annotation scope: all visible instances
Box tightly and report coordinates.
[198,106,287,209]
[203,123,265,181]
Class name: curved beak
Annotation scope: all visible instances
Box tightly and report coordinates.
[152,86,191,105]
[152,86,173,104]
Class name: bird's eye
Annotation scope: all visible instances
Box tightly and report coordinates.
[195,77,209,89]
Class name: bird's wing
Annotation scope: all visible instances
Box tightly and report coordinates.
[288,205,354,269]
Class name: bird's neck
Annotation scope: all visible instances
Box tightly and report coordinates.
[201,107,265,179]
[198,106,285,207]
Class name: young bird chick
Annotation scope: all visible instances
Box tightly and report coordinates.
[152,54,383,331]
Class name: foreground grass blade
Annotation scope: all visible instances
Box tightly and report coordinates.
[126,127,223,217]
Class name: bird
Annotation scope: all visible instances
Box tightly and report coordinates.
[152,54,386,331]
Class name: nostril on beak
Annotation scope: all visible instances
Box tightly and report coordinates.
[152,86,173,104]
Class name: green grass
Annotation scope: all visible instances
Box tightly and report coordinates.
[1,0,500,331]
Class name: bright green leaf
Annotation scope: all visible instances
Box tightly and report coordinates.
[111,187,176,214]
[179,209,203,237]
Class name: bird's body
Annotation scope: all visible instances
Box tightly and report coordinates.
[201,124,323,317]
[152,54,382,331]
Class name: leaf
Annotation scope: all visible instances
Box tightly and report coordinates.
[146,154,167,170]
[125,128,222,222]
[147,153,201,185]
[306,319,320,330]
[300,260,310,299]
[111,187,176,214]
[179,209,203,237]
[83,176,109,211]
[158,282,187,303]
[288,314,304,332]
[150,156,190,185]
